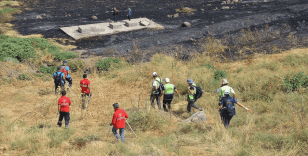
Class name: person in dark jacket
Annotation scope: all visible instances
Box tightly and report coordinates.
[113,7,119,22]
[219,92,251,128]
[127,8,132,21]
[110,103,129,142]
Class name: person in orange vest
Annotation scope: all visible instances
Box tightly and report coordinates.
[57,90,71,128]
[80,74,92,110]
[110,103,129,143]
[60,60,73,89]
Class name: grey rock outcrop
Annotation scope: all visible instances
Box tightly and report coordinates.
[183,111,207,123]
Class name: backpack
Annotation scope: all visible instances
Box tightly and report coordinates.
[54,72,62,84]
[60,66,68,79]
[155,78,163,95]
[194,86,203,99]
[222,97,236,116]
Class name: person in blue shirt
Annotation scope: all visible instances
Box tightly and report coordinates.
[127,8,132,21]
[60,60,73,89]
[53,66,65,94]
[219,92,251,128]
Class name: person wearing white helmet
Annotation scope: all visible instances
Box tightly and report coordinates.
[216,78,236,101]
[161,78,179,112]
[187,79,202,113]
[150,72,162,110]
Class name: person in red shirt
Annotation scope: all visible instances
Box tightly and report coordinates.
[57,90,71,128]
[80,74,92,110]
[110,103,129,143]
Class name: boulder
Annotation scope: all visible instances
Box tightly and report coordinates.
[222,6,230,10]
[233,0,239,3]
[264,0,267,2]
[42,13,46,17]
[167,15,173,18]
[173,13,179,18]
[213,7,219,10]
[66,14,71,17]
[222,1,226,4]
[36,15,43,19]
[182,22,191,27]
[140,20,150,26]
[91,15,98,20]
[183,111,207,123]
[77,27,82,33]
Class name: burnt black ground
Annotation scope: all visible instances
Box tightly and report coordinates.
[10,0,308,58]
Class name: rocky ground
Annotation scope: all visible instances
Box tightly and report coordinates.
[11,0,308,59]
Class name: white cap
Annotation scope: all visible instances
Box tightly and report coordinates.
[152,72,157,77]
[165,78,170,83]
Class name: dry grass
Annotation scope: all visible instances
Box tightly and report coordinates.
[0,1,19,7]
[1,47,308,155]
[175,7,197,14]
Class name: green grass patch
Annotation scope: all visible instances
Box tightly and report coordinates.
[97,57,121,70]
[0,35,77,61]
[0,8,17,15]
[39,66,57,75]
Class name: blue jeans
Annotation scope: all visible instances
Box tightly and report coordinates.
[112,127,125,142]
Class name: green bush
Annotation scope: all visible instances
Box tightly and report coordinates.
[39,66,57,75]
[97,57,121,70]
[0,35,77,61]
[67,60,85,71]
[18,74,32,81]
[0,57,19,63]
[284,72,308,92]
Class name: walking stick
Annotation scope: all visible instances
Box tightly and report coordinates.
[126,120,137,137]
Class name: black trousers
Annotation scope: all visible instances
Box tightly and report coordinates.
[163,99,172,112]
[128,15,131,21]
[54,82,64,92]
[65,77,73,87]
[187,100,202,113]
[57,111,70,127]
[150,93,161,110]
[220,111,233,128]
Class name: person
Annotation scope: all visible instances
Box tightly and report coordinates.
[150,72,162,110]
[113,7,119,22]
[60,60,73,89]
[217,78,236,101]
[161,78,179,112]
[219,92,251,128]
[187,79,202,113]
[57,90,71,128]
[127,8,132,21]
[80,74,92,110]
[110,103,129,143]
[53,66,65,94]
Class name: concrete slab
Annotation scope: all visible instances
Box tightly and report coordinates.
[110,23,123,29]
[60,18,164,40]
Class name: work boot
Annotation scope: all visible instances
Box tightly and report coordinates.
[65,125,69,128]
[57,121,62,127]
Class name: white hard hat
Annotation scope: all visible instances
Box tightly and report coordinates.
[165,78,170,83]
[152,72,157,77]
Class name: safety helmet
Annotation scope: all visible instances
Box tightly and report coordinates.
[187,79,194,84]
[165,78,170,83]
[57,66,61,70]
[63,60,67,64]
[152,72,157,77]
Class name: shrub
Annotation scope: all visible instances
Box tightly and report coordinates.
[48,128,75,148]
[97,57,121,70]
[39,65,57,75]
[66,60,85,72]
[0,57,19,63]
[0,35,77,61]
[284,72,308,92]
[128,109,168,132]
[18,74,32,81]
